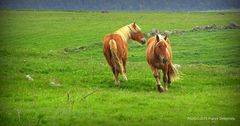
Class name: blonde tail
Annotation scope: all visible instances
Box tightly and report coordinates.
[169,63,178,81]
[109,39,127,80]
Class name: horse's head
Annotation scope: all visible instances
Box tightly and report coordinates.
[155,34,169,64]
[129,22,146,44]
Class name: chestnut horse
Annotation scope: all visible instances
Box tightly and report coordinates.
[146,34,178,92]
[103,22,146,85]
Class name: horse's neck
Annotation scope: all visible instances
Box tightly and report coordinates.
[114,26,131,43]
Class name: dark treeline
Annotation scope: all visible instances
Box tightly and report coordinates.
[0,0,240,11]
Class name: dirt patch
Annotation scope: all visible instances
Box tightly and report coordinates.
[63,42,102,53]
[64,46,86,53]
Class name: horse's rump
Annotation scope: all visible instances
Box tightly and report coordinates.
[103,34,128,79]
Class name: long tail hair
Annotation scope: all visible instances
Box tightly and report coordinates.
[109,39,127,80]
[169,63,179,81]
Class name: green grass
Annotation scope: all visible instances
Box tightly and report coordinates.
[0,10,240,126]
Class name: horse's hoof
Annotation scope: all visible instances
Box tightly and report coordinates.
[156,85,164,92]
[168,83,172,87]
[114,81,120,86]
[123,74,128,81]
[164,87,168,91]
[123,75,128,81]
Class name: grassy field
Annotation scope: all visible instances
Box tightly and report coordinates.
[0,10,240,126]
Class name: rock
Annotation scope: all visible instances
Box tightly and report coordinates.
[164,30,172,35]
[25,75,33,81]
[146,33,151,37]
[150,28,159,35]
[225,22,240,29]
[101,10,109,13]
[49,80,62,87]
[218,12,225,15]
[191,26,201,32]
[203,24,217,31]
[211,24,217,29]
[204,25,212,30]
[172,29,184,34]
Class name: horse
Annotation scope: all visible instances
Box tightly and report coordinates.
[103,22,146,85]
[146,34,178,92]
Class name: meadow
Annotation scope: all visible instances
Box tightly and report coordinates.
[0,10,239,126]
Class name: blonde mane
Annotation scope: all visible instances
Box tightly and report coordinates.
[157,34,165,41]
[114,23,141,43]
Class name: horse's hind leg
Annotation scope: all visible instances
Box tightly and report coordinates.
[114,72,120,85]
[167,65,172,86]
[112,67,120,85]
[151,67,164,92]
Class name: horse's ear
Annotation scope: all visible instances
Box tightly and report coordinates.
[132,22,136,29]
[164,35,168,40]
[156,35,160,42]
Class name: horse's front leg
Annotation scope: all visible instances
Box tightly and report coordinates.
[163,65,169,91]
[151,67,164,92]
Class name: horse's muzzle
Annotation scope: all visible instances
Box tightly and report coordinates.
[140,39,146,45]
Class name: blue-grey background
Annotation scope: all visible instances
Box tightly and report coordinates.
[0,0,240,11]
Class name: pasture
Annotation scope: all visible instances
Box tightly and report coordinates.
[0,10,240,126]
